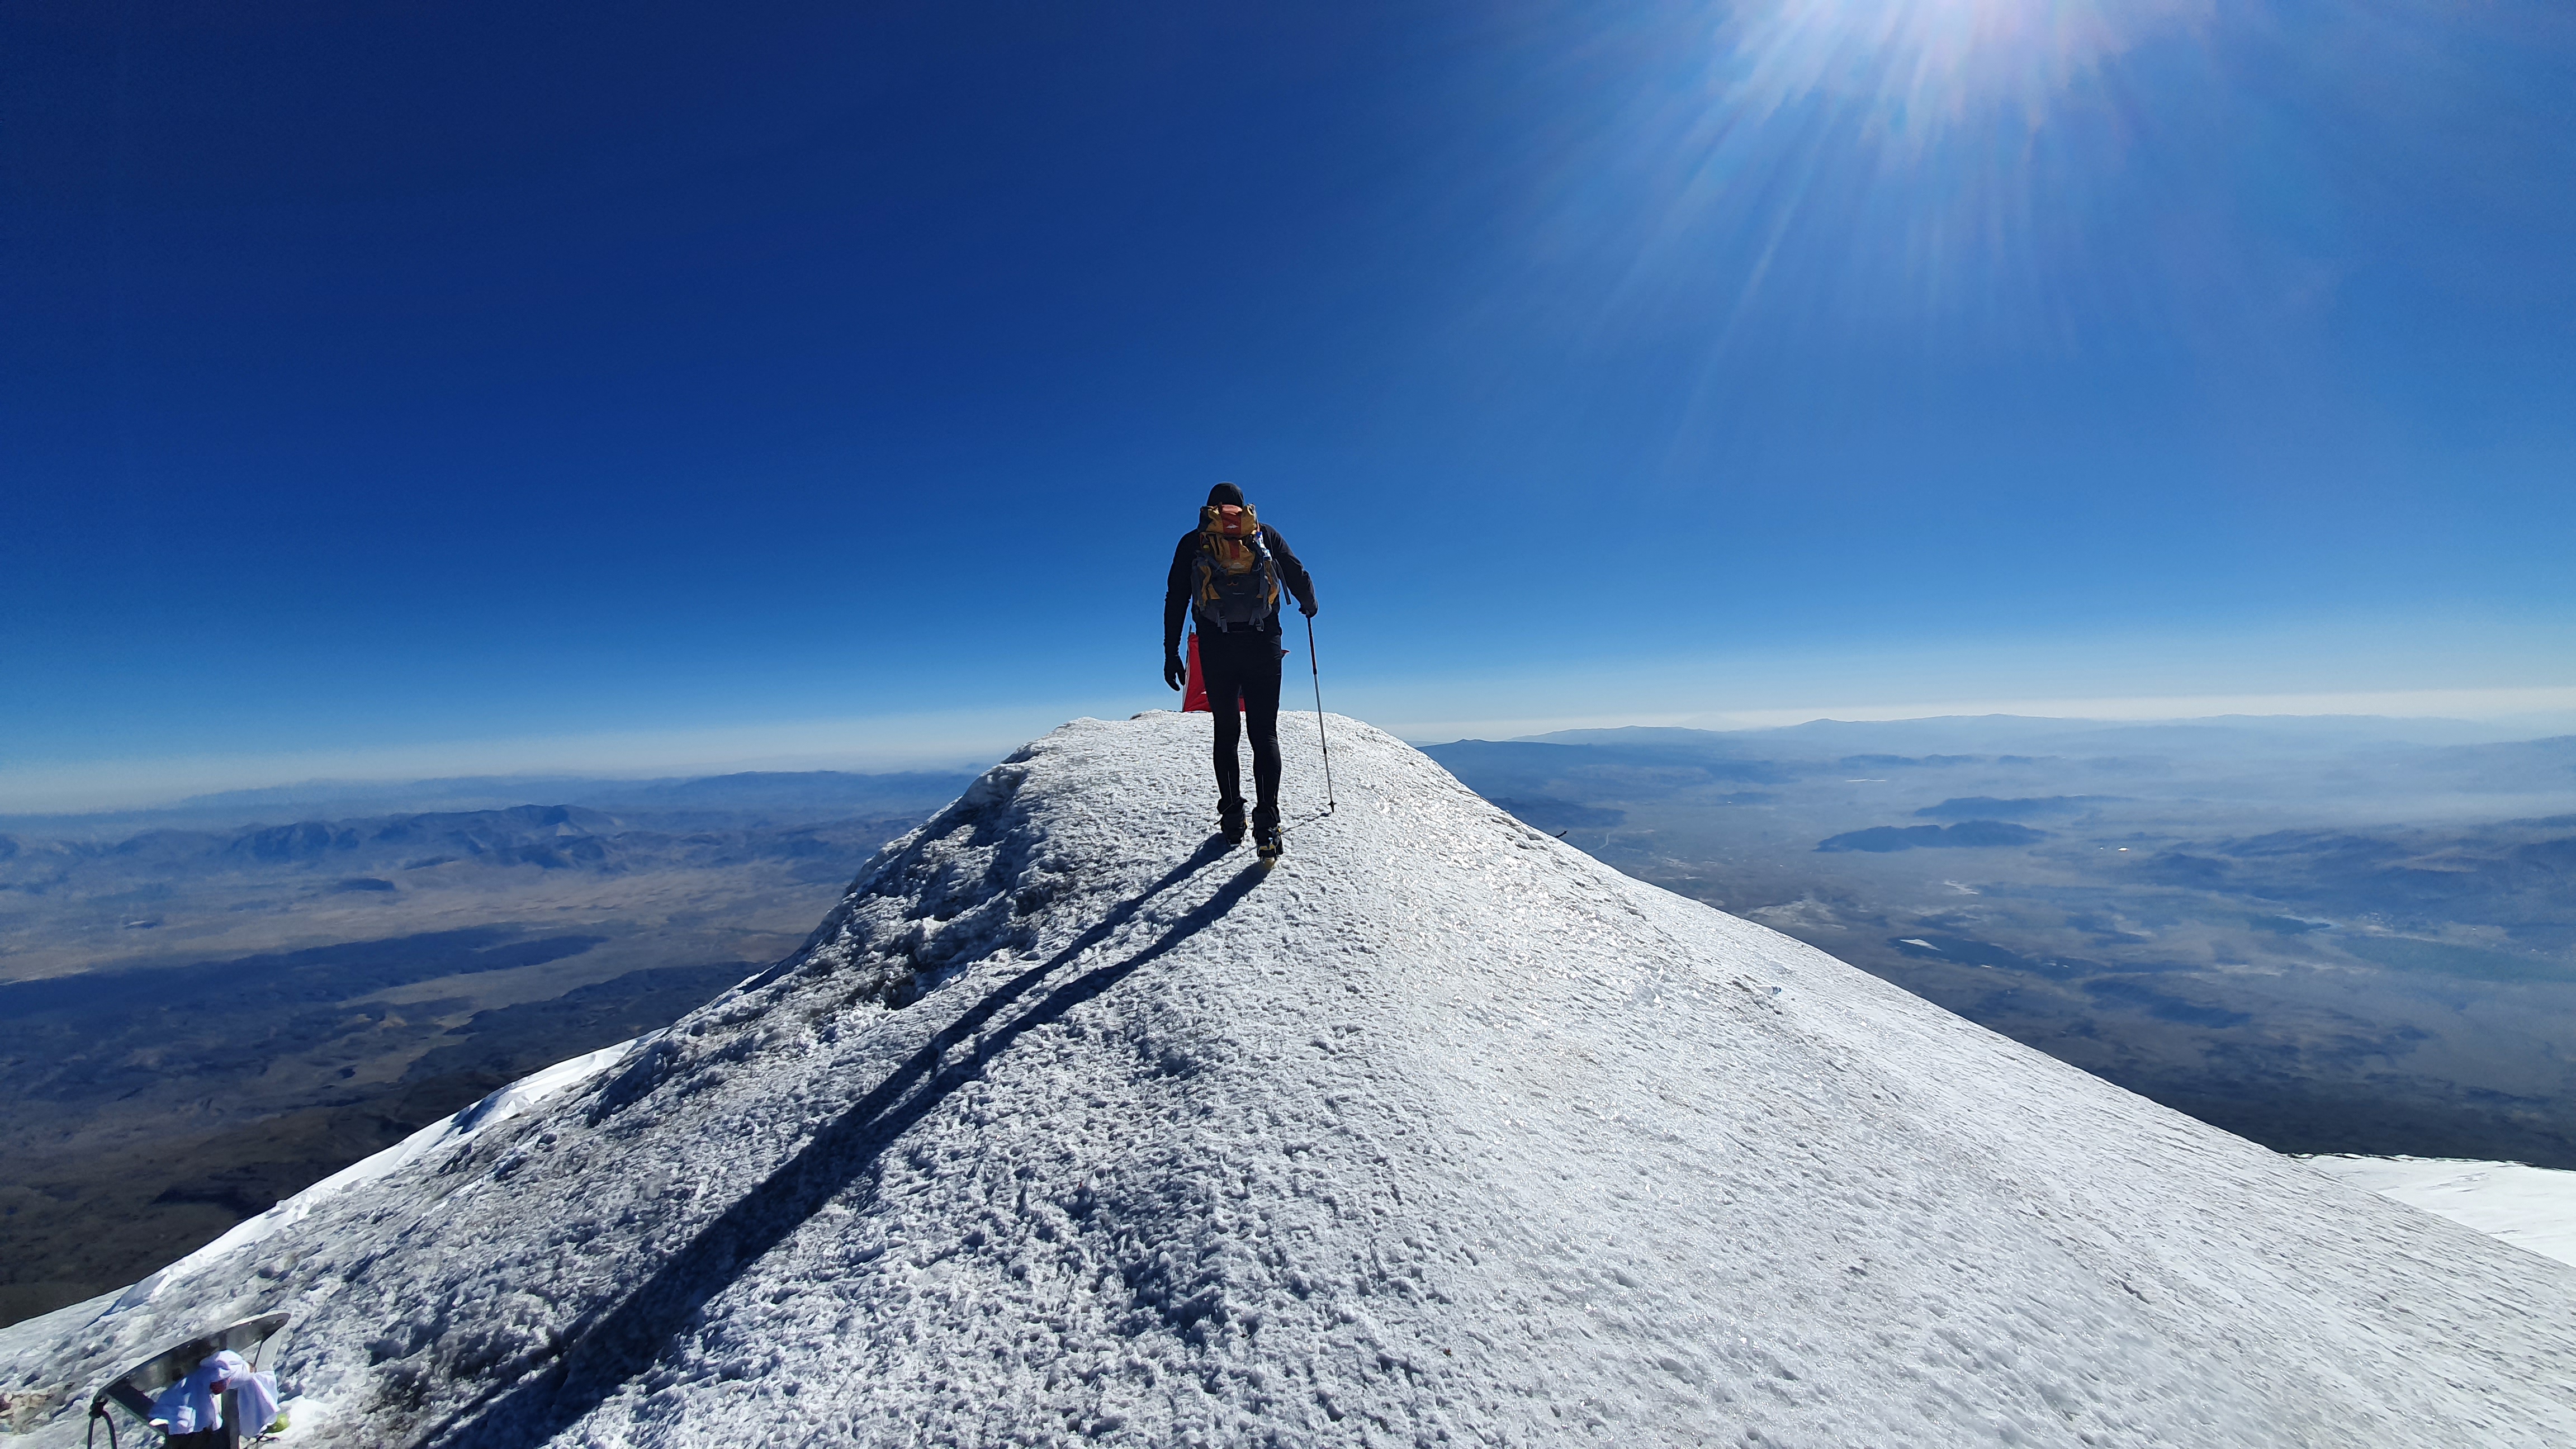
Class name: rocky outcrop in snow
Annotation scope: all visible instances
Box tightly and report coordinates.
[4,712,2573,1446]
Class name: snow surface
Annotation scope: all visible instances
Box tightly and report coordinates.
[2304,1156,2576,1270]
[5,711,2574,1447]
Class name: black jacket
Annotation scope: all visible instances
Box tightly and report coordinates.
[1164,524,1317,651]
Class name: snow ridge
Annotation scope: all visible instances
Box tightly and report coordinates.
[5,712,2574,1447]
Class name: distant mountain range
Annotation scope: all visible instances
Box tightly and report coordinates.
[2,802,913,898]
[0,769,979,841]
[1527,712,2573,755]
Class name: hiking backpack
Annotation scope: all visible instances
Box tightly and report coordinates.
[1190,501,1282,629]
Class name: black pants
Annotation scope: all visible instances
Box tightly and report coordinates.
[1198,628,1284,828]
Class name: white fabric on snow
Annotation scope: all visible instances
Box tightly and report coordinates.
[147,1358,222,1435]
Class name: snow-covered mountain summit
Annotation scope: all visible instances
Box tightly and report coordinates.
[7,712,2574,1446]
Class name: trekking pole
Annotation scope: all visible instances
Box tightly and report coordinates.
[1305,613,1336,813]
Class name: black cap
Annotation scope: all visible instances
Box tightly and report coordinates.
[1206,482,1244,507]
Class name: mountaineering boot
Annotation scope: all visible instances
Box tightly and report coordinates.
[1254,819,1283,866]
[1219,800,1247,845]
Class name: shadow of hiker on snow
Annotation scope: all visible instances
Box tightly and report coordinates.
[424,840,1270,1449]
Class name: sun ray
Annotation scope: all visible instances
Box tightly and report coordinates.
[1724,0,2215,143]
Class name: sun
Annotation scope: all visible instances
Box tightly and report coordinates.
[1722,0,2213,139]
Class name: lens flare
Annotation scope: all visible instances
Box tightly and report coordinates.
[1493,0,2231,364]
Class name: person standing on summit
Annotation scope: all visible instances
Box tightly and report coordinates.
[1164,482,1318,862]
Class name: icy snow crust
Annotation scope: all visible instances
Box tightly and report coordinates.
[2305,1156,2576,1270]
[7,712,2575,1447]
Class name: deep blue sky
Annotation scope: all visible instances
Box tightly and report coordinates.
[6,0,2573,806]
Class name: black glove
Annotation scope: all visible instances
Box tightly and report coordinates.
[1163,650,1186,691]
[1299,598,1318,618]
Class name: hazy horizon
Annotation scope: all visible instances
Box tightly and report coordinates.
[10,696,2576,820]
